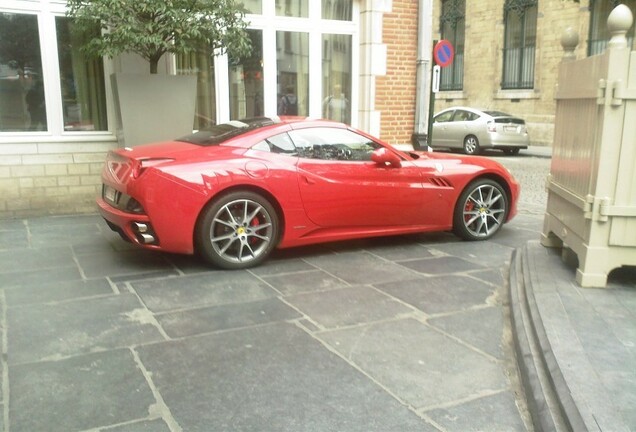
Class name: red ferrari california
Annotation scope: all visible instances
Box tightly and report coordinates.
[98,117,519,269]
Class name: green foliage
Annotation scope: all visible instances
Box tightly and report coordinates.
[66,0,252,73]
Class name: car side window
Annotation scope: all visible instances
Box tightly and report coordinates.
[435,111,454,123]
[251,133,297,155]
[453,110,471,122]
[289,128,380,161]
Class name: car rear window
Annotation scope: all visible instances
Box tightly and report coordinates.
[482,110,511,117]
[494,118,525,124]
[177,117,278,146]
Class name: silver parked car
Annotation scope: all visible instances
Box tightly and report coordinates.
[431,107,529,155]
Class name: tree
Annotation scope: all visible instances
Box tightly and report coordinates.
[66,0,252,74]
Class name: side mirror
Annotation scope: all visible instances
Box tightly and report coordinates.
[371,147,402,168]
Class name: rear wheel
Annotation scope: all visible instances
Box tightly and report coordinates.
[463,135,480,155]
[453,179,508,240]
[197,191,279,269]
[503,148,520,156]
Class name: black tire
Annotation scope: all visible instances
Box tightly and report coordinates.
[463,135,480,155]
[453,179,508,241]
[196,191,279,269]
[503,148,520,156]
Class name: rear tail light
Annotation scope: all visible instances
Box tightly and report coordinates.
[132,158,175,179]
[487,121,497,133]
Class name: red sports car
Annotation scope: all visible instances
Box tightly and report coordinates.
[98,117,519,269]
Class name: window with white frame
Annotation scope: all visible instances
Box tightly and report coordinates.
[178,0,357,127]
[0,2,107,134]
[1,0,356,137]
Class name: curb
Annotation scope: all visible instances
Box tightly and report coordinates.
[508,244,587,432]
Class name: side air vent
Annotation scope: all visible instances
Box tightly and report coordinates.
[429,177,453,188]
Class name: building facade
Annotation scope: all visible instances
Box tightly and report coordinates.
[431,0,635,146]
[0,0,423,218]
[5,0,631,218]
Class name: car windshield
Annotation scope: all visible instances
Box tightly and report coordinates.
[177,117,278,146]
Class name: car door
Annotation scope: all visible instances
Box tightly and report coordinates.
[291,127,427,227]
[445,109,473,148]
[431,109,455,148]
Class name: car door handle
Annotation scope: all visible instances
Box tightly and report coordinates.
[302,175,316,185]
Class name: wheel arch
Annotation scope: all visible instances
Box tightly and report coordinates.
[465,173,514,218]
[462,134,480,154]
[452,173,514,241]
[193,184,286,253]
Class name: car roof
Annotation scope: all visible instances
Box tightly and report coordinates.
[176,116,347,146]
[435,107,516,118]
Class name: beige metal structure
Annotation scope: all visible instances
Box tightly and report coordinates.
[542,5,636,287]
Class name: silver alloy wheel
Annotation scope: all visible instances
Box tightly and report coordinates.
[209,198,274,265]
[460,183,506,238]
[463,136,479,155]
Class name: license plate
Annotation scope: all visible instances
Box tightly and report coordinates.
[104,186,118,204]
[504,125,518,133]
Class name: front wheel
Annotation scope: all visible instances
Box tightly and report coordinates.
[463,135,480,155]
[196,191,279,269]
[453,179,508,241]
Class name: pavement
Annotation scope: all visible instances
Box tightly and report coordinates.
[0,144,634,432]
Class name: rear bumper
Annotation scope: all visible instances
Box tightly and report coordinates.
[485,133,529,148]
[97,198,162,250]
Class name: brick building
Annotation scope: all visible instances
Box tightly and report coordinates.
[377,2,420,145]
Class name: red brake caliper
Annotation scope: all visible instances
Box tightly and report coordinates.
[464,201,475,222]
[250,216,260,244]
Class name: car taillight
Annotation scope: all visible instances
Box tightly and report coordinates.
[132,158,175,179]
[487,121,497,133]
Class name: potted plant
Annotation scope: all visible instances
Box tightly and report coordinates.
[66,0,251,145]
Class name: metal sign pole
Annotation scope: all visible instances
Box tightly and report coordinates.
[426,40,438,149]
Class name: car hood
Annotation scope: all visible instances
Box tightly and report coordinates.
[410,150,511,171]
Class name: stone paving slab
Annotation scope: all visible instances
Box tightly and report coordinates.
[302,250,420,285]
[425,390,528,432]
[318,318,508,410]
[428,306,505,360]
[155,297,301,338]
[3,278,113,306]
[375,275,495,315]
[259,269,349,296]
[76,249,175,279]
[7,293,165,364]
[285,285,413,328]
[9,349,155,432]
[0,265,83,290]
[131,271,280,313]
[105,419,172,432]
[397,256,487,275]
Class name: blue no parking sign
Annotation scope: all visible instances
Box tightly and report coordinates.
[433,40,454,68]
